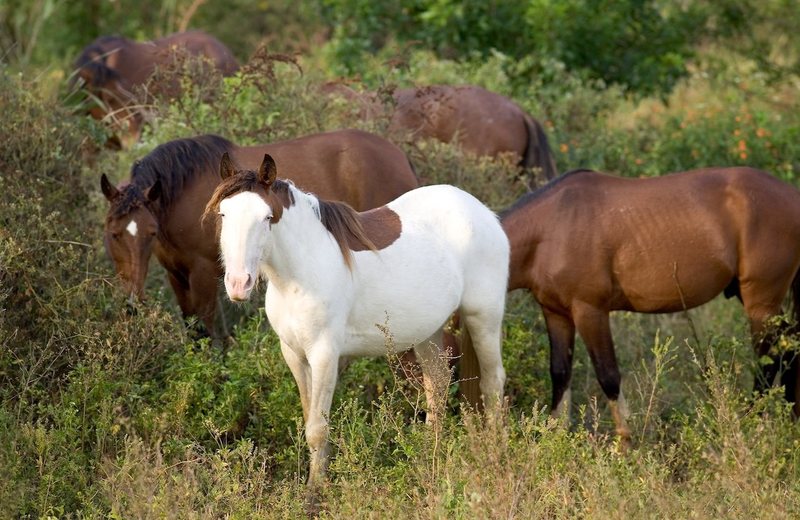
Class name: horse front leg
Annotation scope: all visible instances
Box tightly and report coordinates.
[573,302,631,446]
[305,344,340,492]
[188,260,222,339]
[542,307,576,423]
[280,340,310,422]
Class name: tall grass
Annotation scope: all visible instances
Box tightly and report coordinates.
[3,42,800,517]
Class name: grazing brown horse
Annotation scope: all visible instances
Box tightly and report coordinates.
[101,130,419,336]
[501,167,800,442]
[322,83,558,180]
[74,31,238,147]
[391,85,558,179]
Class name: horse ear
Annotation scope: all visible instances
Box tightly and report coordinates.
[219,152,235,179]
[258,154,277,186]
[100,173,119,201]
[145,179,162,202]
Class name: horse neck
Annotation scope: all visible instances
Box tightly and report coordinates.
[262,189,346,290]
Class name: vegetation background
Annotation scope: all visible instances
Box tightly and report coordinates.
[3,0,800,517]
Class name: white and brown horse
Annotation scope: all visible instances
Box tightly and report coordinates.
[205,154,509,490]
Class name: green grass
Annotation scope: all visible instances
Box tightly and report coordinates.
[3,41,800,518]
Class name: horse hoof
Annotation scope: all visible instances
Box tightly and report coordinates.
[303,490,324,517]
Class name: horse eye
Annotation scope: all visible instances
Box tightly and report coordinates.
[219,213,225,218]
[265,215,273,222]
[111,232,121,240]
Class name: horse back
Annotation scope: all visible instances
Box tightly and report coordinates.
[504,167,800,313]
[391,85,529,159]
[233,130,418,211]
[153,31,238,75]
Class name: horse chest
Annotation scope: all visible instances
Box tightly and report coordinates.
[265,285,349,351]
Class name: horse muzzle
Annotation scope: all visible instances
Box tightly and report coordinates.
[225,272,254,302]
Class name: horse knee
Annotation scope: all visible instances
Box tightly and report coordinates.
[596,368,621,401]
[305,420,329,452]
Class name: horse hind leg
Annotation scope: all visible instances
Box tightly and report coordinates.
[742,275,800,411]
[460,307,506,413]
[413,328,450,426]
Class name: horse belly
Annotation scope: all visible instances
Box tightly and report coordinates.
[343,248,464,356]
[613,251,735,313]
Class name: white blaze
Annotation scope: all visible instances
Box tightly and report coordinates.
[126,220,138,237]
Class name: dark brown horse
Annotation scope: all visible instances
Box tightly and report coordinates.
[322,83,558,180]
[74,31,238,147]
[100,130,419,336]
[501,167,800,442]
[390,85,558,180]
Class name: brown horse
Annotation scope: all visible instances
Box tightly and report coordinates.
[322,83,558,180]
[100,129,419,337]
[74,31,238,148]
[501,167,800,442]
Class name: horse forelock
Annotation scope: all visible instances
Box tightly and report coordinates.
[107,184,147,221]
[203,173,295,227]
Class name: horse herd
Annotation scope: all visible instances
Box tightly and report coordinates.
[79,30,800,490]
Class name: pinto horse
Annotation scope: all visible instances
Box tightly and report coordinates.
[74,31,238,147]
[100,130,419,337]
[501,167,800,442]
[207,154,509,489]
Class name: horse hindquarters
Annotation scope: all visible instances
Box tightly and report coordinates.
[457,232,509,411]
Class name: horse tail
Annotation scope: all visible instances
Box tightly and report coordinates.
[407,156,421,184]
[521,114,558,181]
[783,269,800,414]
[792,269,800,326]
[456,314,483,411]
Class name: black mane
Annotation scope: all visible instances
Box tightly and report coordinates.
[74,36,131,87]
[500,169,596,219]
[111,135,234,220]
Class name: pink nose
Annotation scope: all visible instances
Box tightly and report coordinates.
[225,272,254,301]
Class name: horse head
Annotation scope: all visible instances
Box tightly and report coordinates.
[73,37,146,147]
[205,153,286,302]
[101,173,162,304]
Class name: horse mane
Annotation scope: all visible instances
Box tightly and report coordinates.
[203,175,376,269]
[74,36,129,87]
[316,199,377,269]
[500,168,596,219]
[111,134,234,221]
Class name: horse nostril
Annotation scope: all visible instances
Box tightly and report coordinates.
[244,274,253,289]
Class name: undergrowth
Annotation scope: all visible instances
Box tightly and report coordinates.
[3,37,800,517]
